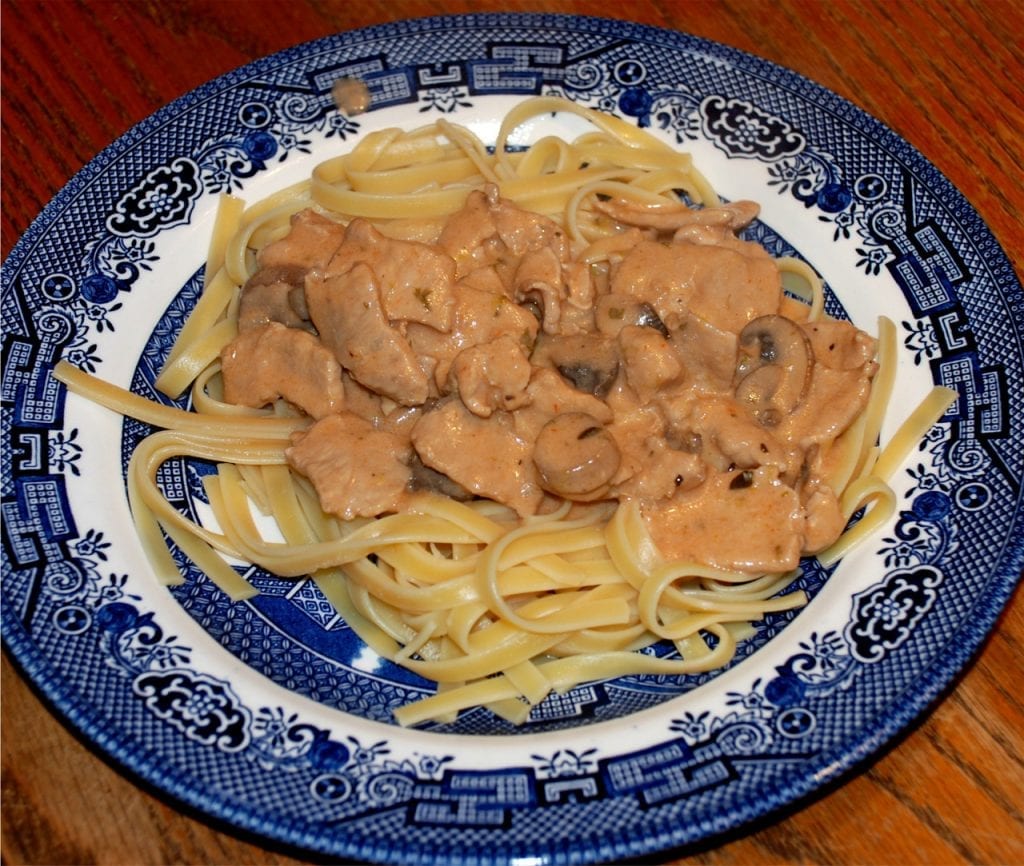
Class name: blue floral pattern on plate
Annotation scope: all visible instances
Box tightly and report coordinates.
[2,14,1022,865]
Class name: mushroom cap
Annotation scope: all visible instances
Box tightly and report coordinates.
[532,412,621,500]
[531,333,621,398]
[595,294,670,337]
[734,314,814,425]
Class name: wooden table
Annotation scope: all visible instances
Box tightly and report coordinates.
[3,1,1022,863]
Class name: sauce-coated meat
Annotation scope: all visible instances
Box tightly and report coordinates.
[218,186,877,574]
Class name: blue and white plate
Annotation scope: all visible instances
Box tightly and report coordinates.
[3,14,1022,865]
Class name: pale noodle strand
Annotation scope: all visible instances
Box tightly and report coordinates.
[56,95,957,727]
[870,385,958,482]
[778,256,826,322]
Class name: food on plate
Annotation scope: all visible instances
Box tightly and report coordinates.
[55,96,956,725]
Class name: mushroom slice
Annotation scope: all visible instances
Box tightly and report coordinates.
[595,293,670,337]
[734,315,813,426]
[532,333,621,398]
[238,265,313,333]
[408,453,475,501]
[533,413,621,501]
[593,196,760,233]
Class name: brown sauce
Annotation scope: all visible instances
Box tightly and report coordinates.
[220,185,877,575]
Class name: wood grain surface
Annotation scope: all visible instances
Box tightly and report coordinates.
[2,1,1023,864]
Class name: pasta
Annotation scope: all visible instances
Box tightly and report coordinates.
[55,96,956,726]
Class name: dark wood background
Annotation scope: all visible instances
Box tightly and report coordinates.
[3,1,1022,864]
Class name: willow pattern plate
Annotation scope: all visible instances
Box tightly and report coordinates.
[3,13,1022,865]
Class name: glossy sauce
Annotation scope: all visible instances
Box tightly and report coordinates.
[220,186,877,574]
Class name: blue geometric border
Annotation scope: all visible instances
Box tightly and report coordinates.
[3,14,1022,866]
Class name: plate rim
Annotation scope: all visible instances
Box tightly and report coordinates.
[3,11,1023,865]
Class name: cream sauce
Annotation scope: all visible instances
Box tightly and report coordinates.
[220,186,877,574]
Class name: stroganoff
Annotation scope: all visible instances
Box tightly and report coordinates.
[56,96,954,724]
[221,183,877,575]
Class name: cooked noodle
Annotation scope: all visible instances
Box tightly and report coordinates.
[54,96,956,726]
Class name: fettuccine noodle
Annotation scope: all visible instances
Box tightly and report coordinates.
[55,96,956,726]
